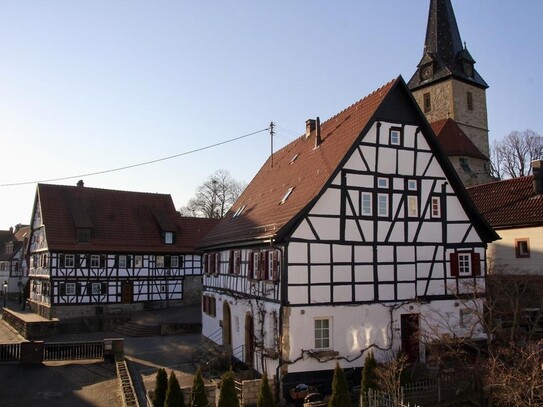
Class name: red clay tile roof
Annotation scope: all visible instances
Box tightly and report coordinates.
[36,184,218,253]
[467,176,543,228]
[430,119,488,159]
[200,79,397,248]
[200,78,497,248]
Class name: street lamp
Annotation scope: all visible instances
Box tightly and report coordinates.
[3,281,7,308]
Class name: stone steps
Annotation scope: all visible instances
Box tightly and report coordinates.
[113,321,160,337]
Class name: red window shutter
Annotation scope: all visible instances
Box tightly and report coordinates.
[472,253,481,276]
[450,253,459,277]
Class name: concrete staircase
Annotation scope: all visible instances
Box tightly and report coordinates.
[113,321,161,337]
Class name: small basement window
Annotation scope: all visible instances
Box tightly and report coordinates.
[515,239,530,258]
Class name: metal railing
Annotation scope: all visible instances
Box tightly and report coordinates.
[43,341,104,361]
[363,389,421,407]
[232,344,245,363]
[0,343,21,362]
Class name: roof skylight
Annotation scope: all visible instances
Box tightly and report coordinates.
[232,205,246,218]
[280,187,294,205]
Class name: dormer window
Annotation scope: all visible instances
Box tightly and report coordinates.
[77,228,91,243]
[163,232,174,244]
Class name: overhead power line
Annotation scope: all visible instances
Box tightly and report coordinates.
[0,127,269,187]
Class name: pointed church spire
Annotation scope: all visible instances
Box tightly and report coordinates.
[408,0,487,91]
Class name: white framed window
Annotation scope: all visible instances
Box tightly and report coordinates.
[171,256,179,268]
[90,255,100,268]
[252,252,259,279]
[315,318,331,349]
[377,178,389,188]
[431,197,441,218]
[65,254,75,268]
[266,251,275,280]
[135,256,143,268]
[66,283,76,295]
[460,309,474,328]
[407,180,417,191]
[390,128,401,145]
[119,255,127,268]
[91,282,101,295]
[164,232,174,244]
[361,192,372,216]
[378,194,388,217]
[516,239,530,258]
[458,253,472,275]
[407,196,418,217]
[156,256,165,268]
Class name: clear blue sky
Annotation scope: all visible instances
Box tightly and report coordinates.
[1,1,541,229]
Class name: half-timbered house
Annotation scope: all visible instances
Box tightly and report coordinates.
[0,224,29,300]
[27,181,218,319]
[199,78,498,397]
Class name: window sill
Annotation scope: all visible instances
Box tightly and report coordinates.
[311,349,339,358]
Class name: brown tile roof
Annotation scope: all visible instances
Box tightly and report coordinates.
[467,176,543,228]
[36,183,218,253]
[430,119,488,159]
[200,78,498,248]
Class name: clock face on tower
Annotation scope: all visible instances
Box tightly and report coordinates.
[421,64,433,80]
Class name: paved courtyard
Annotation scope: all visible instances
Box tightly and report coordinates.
[0,301,203,406]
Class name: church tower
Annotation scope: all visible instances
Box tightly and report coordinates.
[408,0,494,186]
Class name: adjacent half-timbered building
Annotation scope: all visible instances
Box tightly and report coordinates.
[199,78,498,398]
[27,181,218,319]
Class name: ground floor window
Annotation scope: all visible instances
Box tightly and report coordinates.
[314,318,331,349]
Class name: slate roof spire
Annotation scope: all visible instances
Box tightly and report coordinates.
[408,0,488,90]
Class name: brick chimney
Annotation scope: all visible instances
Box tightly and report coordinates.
[305,119,316,139]
[77,180,84,188]
[533,160,542,194]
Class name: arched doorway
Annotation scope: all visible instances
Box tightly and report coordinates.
[244,313,255,365]
[222,301,232,349]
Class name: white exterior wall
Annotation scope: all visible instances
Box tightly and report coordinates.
[284,121,487,374]
[487,226,543,275]
[283,299,484,373]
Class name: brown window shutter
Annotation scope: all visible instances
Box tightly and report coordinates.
[249,252,254,278]
[215,253,220,274]
[234,251,241,274]
[272,250,279,281]
[472,253,481,276]
[450,253,459,277]
[210,253,216,274]
[259,252,266,280]
[228,251,234,274]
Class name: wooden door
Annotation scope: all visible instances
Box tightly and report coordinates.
[401,313,420,363]
[121,281,133,304]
